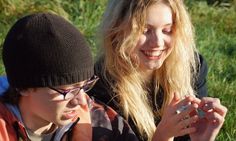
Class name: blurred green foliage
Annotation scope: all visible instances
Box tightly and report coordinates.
[0,0,107,74]
[0,0,235,140]
[187,1,236,140]
[185,0,235,7]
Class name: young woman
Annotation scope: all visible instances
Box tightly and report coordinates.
[88,0,227,141]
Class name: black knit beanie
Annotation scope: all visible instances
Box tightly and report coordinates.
[2,13,94,88]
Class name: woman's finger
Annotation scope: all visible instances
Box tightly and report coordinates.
[200,97,227,117]
[204,111,225,127]
[177,115,199,129]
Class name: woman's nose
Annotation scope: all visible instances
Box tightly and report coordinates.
[69,89,87,106]
[150,31,164,48]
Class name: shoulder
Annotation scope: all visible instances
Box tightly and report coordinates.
[0,102,21,124]
[0,102,22,141]
[94,56,105,75]
[194,53,208,98]
[88,57,118,107]
[90,99,121,125]
[197,54,208,79]
[90,99,138,141]
[0,102,10,117]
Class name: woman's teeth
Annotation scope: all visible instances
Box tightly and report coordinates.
[143,50,162,56]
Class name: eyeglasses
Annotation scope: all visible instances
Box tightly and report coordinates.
[48,75,99,100]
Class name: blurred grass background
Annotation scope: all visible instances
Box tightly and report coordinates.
[0,0,235,140]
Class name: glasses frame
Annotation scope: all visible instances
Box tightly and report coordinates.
[48,75,99,100]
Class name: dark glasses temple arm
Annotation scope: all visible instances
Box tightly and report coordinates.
[48,86,67,95]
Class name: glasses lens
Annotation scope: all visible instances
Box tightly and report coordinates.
[64,89,80,100]
[83,77,98,92]
[49,76,98,100]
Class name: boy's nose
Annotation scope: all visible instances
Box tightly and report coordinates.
[69,89,87,106]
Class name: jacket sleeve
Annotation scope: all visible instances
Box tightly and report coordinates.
[0,118,11,141]
[0,103,20,141]
[195,54,208,98]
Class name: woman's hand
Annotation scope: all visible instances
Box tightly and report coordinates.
[189,97,227,141]
[152,93,200,141]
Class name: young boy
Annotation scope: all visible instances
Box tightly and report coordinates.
[0,13,138,141]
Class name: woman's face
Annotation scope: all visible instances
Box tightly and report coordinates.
[20,81,88,127]
[132,2,174,72]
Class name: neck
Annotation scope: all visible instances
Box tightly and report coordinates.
[27,123,57,135]
[18,99,57,135]
[139,69,154,82]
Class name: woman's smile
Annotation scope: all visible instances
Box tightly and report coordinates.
[141,49,164,60]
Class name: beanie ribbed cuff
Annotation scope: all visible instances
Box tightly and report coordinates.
[8,68,94,88]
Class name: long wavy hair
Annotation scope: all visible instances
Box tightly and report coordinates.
[99,0,199,140]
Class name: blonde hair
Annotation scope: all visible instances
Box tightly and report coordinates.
[99,0,199,140]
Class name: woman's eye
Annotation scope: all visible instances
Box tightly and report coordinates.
[143,28,148,34]
[163,28,172,34]
[143,28,151,34]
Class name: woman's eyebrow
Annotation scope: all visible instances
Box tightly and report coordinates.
[145,23,173,28]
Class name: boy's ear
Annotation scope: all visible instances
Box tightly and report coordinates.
[18,90,29,96]
[18,88,35,96]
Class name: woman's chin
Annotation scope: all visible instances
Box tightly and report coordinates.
[142,61,163,71]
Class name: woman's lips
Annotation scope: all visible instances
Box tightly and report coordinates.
[142,50,163,60]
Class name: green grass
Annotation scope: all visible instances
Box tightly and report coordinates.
[0,0,235,140]
[188,1,236,140]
